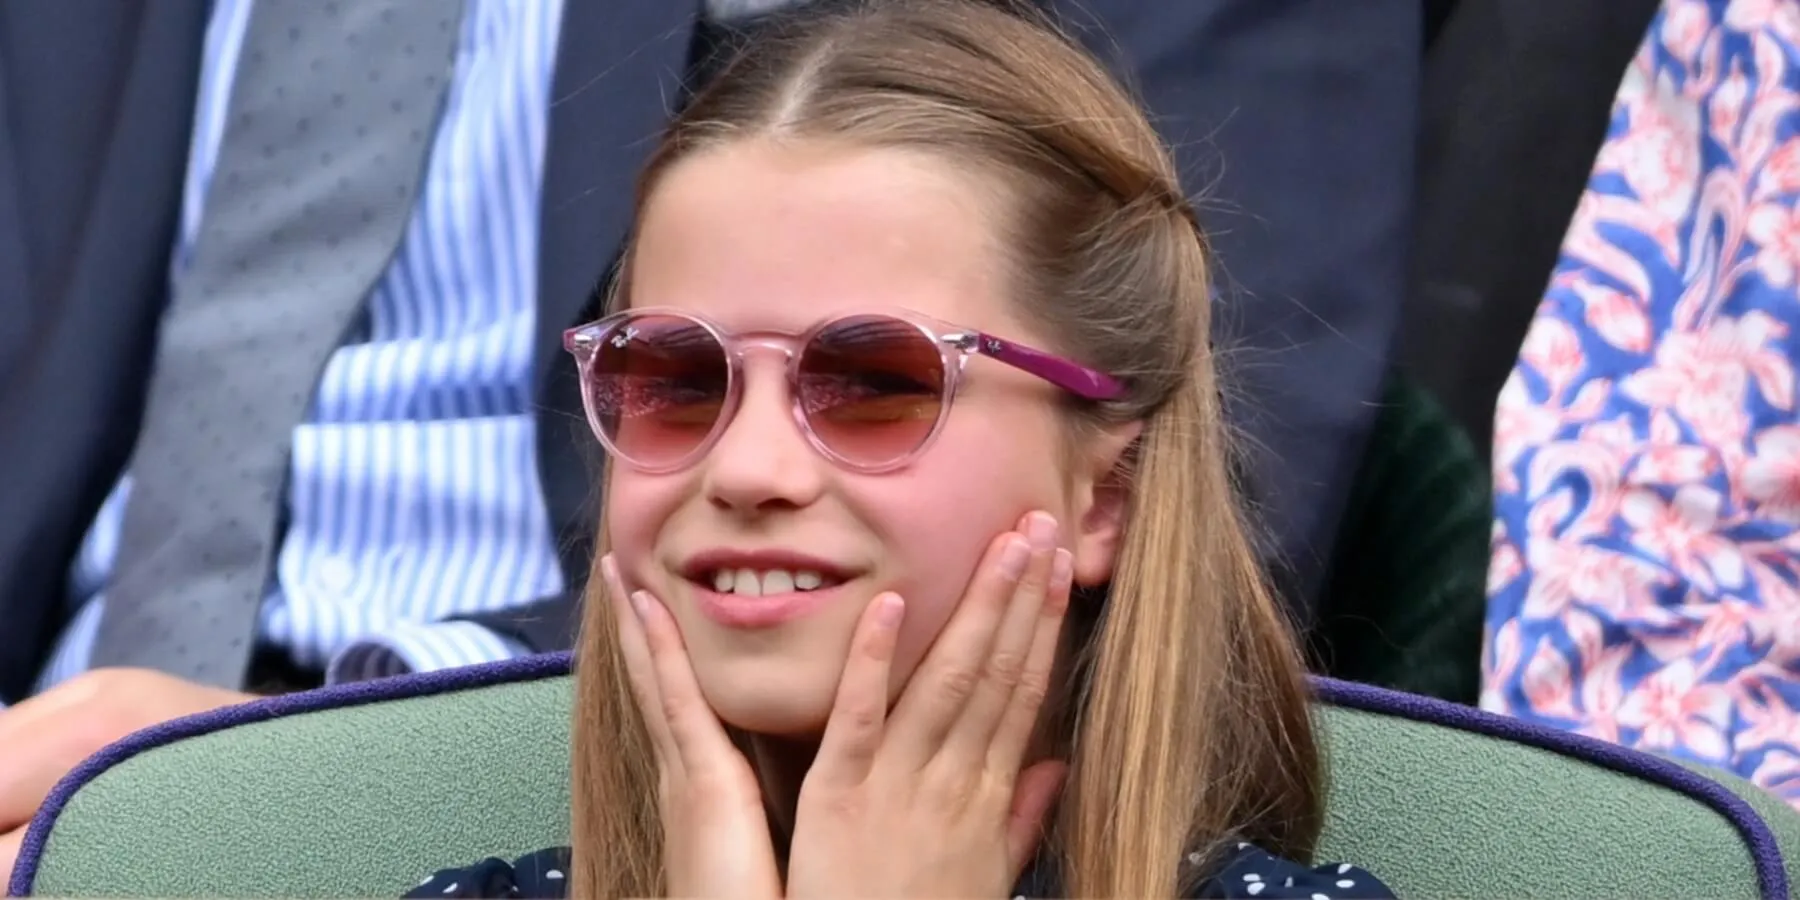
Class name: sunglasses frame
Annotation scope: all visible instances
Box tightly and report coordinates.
[563,307,1128,475]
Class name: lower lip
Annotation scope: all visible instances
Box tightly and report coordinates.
[693,581,843,628]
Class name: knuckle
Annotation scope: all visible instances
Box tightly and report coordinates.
[836,698,884,736]
[658,689,696,724]
[938,665,981,704]
[1018,569,1049,594]
[823,789,865,819]
[1012,670,1052,709]
[919,767,979,813]
[1019,553,1053,589]
[984,651,1027,688]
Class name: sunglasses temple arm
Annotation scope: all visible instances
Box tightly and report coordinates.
[969,331,1127,401]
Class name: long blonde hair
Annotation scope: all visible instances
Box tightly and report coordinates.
[572,2,1321,896]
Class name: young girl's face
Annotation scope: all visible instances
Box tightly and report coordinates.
[607,139,1121,737]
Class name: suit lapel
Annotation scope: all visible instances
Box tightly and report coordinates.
[534,0,700,382]
[54,0,208,323]
[0,0,206,702]
[0,57,26,370]
[0,0,158,383]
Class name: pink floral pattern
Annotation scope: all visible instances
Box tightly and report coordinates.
[1486,0,1800,807]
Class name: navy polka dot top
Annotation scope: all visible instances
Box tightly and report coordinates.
[407,842,1394,898]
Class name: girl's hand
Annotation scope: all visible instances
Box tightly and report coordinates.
[785,512,1074,899]
[604,555,782,900]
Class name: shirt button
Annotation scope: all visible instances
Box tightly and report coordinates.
[314,558,357,594]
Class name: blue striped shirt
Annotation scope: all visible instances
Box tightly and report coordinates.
[36,0,569,693]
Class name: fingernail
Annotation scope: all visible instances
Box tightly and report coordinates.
[1026,512,1058,549]
[999,537,1031,580]
[629,590,652,620]
[874,593,905,629]
[600,553,618,584]
[1050,548,1074,588]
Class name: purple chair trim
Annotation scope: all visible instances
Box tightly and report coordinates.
[1312,676,1790,900]
[9,663,1785,899]
[6,652,575,898]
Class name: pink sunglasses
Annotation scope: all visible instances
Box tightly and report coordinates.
[562,308,1127,474]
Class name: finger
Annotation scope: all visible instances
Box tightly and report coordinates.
[885,526,1031,760]
[0,703,46,832]
[1006,759,1068,881]
[634,586,742,771]
[988,548,1073,774]
[0,692,89,833]
[811,593,905,785]
[941,517,1059,763]
[605,556,682,772]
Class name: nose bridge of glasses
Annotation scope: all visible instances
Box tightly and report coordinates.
[727,335,802,400]
[730,333,802,364]
[721,335,799,420]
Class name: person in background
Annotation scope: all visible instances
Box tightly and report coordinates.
[412,3,1391,896]
[1486,0,1800,807]
[1403,0,1663,454]
[0,0,1417,875]
[0,0,698,871]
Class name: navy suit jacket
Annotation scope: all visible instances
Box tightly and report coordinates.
[1051,0,1417,607]
[1403,0,1663,455]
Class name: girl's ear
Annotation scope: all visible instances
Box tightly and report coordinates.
[1070,422,1141,586]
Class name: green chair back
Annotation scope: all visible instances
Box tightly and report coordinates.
[10,656,1797,899]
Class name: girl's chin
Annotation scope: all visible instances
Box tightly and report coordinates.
[711,701,832,740]
[695,670,837,739]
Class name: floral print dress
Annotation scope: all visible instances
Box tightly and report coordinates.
[1487,0,1800,807]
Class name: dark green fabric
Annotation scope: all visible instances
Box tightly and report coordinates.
[1310,371,1490,704]
[22,673,1800,898]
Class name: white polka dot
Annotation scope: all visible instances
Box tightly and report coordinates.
[1247,883,1265,896]
[1285,878,1295,887]
[418,876,433,886]
[1312,893,1330,900]
[1237,842,1250,850]
[1187,851,1204,865]
[1337,879,1355,889]
[1338,863,1352,874]
[442,884,458,895]
[546,870,564,880]
[1244,873,1262,882]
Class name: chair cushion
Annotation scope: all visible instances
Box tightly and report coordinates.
[10,657,1798,898]
[1314,677,1797,899]
[11,656,575,899]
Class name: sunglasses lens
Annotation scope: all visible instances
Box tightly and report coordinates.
[797,316,947,467]
[587,314,729,468]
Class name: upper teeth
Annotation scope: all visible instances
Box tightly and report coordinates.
[711,568,825,596]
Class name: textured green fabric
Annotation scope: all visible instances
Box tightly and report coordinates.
[24,674,1799,898]
[29,678,575,899]
[1311,371,1490,704]
[1316,709,1792,899]
[1674,757,1800,887]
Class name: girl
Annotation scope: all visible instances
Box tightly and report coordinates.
[414,1,1392,897]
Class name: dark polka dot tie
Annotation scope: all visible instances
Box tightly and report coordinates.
[88,0,468,688]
